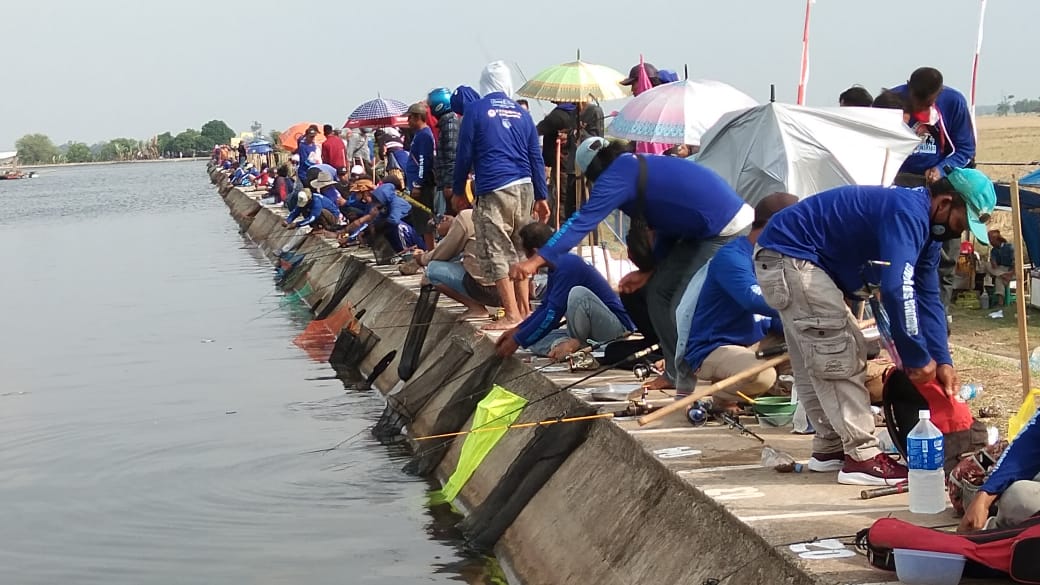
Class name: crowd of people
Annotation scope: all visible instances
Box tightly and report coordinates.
[212,60,1039,530]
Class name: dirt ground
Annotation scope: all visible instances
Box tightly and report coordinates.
[976,114,1040,183]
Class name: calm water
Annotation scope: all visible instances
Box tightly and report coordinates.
[0,162,502,584]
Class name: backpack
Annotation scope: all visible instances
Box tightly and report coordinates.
[860,514,1040,583]
[881,368,987,474]
[626,155,655,271]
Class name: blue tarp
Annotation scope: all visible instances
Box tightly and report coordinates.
[247,140,273,155]
[994,182,1040,264]
[1020,167,1040,187]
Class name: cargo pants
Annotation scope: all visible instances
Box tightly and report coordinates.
[754,248,881,461]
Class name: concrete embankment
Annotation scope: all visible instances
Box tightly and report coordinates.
[211,167,967,585]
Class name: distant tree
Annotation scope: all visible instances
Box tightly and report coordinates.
[1013,98,1040,114]
[15,133,60,164]
[169,128,203,156]
[200,120,235,148]
[66,142,93,163]
[156,132,174,157]
[108,138,139,161]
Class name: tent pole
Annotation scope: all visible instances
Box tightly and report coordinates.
[1010,177,1032,398]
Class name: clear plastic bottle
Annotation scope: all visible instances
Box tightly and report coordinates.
[906,410,946,514]
[761,446,803,473]
[1029,347,1040,382]
[957,383,984,403]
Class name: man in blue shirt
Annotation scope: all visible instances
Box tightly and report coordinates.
[284,189,340,232]
[959,410,1040,531]
[891,67,978,327]
[680,193,797,409]
[984,229,1015,306]
[344,178,425,253]
[405,101,436,250]
[755,168,996,486]
[296,126,322,186]
[511,137,753,391]
[495,222,634,361]
[454,61,550,331]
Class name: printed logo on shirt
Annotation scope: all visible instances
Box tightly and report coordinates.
[502,120,512,129]
[901,262,919,336]
[488,110,497,118]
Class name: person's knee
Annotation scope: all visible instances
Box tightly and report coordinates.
[999,480,1040,523]
[567,286,593,307]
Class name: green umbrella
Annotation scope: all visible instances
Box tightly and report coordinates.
[516,59,627,103]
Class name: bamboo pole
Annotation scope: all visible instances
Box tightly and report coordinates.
[1010,178,1032,398]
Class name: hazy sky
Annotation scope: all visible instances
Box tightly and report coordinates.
[1,0,1035,148]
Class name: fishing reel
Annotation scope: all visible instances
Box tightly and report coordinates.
[686,399,713,427]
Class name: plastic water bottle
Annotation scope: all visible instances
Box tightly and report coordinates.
[1029,347,1040,382]
[979,291,989,310]
[761,446,803,473]
[957,383,983,403]
[907,410,946,514]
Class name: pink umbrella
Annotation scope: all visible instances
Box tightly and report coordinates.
[609,77,759,147]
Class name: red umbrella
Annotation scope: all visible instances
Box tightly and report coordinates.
[343,115,408,129]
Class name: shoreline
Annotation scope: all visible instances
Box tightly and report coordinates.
[21,157,208,170]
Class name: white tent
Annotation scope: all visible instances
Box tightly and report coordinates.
[0,151,17,165]
[694,103,921,206]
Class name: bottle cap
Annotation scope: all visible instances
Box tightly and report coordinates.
[919,409,931,420]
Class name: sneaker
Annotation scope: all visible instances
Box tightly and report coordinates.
[808,451,845,472]
[837,454,908,486]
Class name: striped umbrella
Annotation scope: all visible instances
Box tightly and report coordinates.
[516,60,627,103]
[347,98,409,126]
[609,79,758,146]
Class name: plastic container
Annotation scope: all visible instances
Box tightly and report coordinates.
[752,396,797,427]
[957,383,983,402]
[892,549,965,585]
[761,446,803,473]
[907,410,946,514]
[979,291,990,309]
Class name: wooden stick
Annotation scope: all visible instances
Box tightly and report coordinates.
[1010,178,1032,399]
[637,355,790,426]
[554,137,562,230]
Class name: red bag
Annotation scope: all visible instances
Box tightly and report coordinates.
[861,515,1040,583]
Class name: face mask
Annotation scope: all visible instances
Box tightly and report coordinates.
[929,206,962,242]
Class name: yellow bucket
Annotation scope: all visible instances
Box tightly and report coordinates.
[1008,389,1040,441]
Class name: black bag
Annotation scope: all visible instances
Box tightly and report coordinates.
[626,155,655,271]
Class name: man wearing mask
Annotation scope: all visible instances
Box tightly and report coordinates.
[754,168,995,486]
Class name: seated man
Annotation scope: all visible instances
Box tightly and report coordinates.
[284,188,340,232]
[680,193,797,409]
[495,223,634,361]
[984,229,1015,306]
[263,165,292,205]
[412,210,502,319]
[343,178,425,252]
[959,409,1040,531]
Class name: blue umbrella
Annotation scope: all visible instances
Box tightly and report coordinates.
[348,98,409,125]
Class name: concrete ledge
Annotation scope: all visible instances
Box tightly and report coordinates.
[210,171,992,585]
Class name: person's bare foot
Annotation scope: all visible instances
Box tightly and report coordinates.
[642,375,674,390]
[482,318,521,331]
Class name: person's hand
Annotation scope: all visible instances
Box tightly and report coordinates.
[906,359,937,384]
[533,200,551,224]
[345,221,359,232]
[494,329,520,358]
[412,249,425,265]
[925,167,942,184]
[958,492,998,533]
[618,270,654,294]
[509,256,546,281]
[936,363,959,397]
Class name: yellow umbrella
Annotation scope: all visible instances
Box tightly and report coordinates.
[517,59,627,103]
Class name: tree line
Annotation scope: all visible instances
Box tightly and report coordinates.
[14,120,237,165]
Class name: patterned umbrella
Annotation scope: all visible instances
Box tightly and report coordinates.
[348,98,409,125]
[516,60,627,103]
[608,79,758,146]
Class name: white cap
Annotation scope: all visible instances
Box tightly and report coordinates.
[919,409,931,420]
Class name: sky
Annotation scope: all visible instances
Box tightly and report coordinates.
[1,0,1036,149]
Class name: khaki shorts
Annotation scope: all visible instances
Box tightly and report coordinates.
[473,182,534,281]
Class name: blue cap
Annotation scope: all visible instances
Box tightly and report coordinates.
[575,136,610,174]
[946,167,996,245]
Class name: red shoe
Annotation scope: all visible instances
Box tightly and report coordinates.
[808,451,844,472]
[837,454,908,486]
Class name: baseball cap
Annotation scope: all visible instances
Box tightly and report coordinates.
[407,102,428,116]
[620,62,659,86]
[946,166,996,245]
[297,189,311,207]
